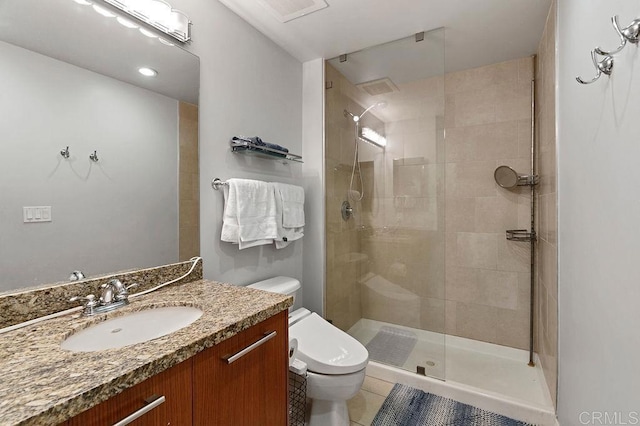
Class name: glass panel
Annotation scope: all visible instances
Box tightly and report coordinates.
[325,28,445,379]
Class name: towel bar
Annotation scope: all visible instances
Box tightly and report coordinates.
[211,178,228,190]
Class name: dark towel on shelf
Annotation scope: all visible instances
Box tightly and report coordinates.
[250,136,289,154]
[232,136,290,157]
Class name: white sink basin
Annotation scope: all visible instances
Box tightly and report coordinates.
[61,306,203,352]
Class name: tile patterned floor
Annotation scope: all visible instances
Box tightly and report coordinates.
[348,376,396,426]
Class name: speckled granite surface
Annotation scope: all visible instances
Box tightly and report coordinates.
[0,260,203,329]
[0,279,292,426]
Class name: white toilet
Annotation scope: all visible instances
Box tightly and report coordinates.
[248,277,369,426]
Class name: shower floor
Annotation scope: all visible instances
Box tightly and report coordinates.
[348,318,553,408]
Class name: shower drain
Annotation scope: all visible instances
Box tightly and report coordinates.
[426,360,436,367]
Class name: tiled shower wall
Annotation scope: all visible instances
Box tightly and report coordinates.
[444,58,535,349]
[535,0,558,406]
[325,57,536,350]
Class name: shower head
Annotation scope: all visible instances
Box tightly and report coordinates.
[356,101,387,122]
[345,101,387,123]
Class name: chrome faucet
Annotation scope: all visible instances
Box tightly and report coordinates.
[71,279,139,316]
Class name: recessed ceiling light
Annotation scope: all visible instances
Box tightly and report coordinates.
[116,16,138,28]
[138,67,158,77]
[139,28,157,38]
[92,4,115,17]
[74,0,92,5]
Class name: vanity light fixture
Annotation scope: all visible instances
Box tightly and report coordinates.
[100,0,191,43]
[138,67,158,77]
[73,0,92,5]
[360,127,387,148]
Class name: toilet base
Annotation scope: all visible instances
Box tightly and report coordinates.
[308,398,350,426]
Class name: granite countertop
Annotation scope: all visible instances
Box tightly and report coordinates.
[0,279,292,426]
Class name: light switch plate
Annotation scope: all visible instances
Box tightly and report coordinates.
[23,206,52,223]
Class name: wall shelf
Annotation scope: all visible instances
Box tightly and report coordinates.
[230,140,303,163]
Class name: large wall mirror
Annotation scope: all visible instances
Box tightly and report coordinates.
[0,0,200,292]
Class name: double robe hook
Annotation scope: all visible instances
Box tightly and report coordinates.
[576,51,614,84]
[577,15,640,85]
[59,146,100,162]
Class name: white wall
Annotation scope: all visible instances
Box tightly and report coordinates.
[169,1,305,288]
[301,59,325,315]
[0,41,178,291]
[558,1,640,424]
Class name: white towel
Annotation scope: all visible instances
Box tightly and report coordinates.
[276,183,305,228]
[221,178,278,249]
[221,183,239,244]
[273,183,305,249]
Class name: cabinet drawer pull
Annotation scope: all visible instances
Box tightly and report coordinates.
[112,394,166,426]
[224,331,277,364]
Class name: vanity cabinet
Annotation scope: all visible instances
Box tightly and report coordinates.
[67,358,192,426]
[193,310,289,426]
[64,311,288,426]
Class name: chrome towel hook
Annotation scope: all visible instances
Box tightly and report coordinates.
[576,50,614,85]
[60,146,70,159]
[595,15,640,56]
[89,150,99,162]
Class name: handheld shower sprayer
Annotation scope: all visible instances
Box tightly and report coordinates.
[344,101,387,123]
[341,101,389,207]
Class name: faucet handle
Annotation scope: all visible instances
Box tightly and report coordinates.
[126,283,139,291]
[70,294,96,303]
[103,279,124,291]
[70,294,98,315]
[113,282,139,301]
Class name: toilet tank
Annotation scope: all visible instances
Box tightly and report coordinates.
[247,277,301,310]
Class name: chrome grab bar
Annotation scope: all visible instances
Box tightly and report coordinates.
[112,394,166,426]
[223,331,277,364]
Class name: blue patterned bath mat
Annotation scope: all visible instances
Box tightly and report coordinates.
[372,384,534,426]
[366,326,418,367]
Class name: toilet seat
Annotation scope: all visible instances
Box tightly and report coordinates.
[289,312,369,375]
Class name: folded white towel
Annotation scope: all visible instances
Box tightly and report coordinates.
[275,183,305,228]
[221,178,278,249]
[273,183,305,249]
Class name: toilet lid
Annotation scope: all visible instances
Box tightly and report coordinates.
[289,312,369,375]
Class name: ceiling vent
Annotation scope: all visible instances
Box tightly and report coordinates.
[257,0,329,23]
[356,78,399,96]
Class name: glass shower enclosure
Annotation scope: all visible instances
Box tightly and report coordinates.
[325,29,447,379]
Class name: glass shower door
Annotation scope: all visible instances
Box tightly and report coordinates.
[324,28,446,379]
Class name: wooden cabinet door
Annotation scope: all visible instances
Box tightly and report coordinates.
[193,311,288,426]
[68,358,192,426]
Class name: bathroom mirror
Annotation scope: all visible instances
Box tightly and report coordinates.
[0,0,200,292]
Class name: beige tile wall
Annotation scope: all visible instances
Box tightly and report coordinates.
[444,57,534,349]
[535,0,558,407]
[179,102,200,261]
